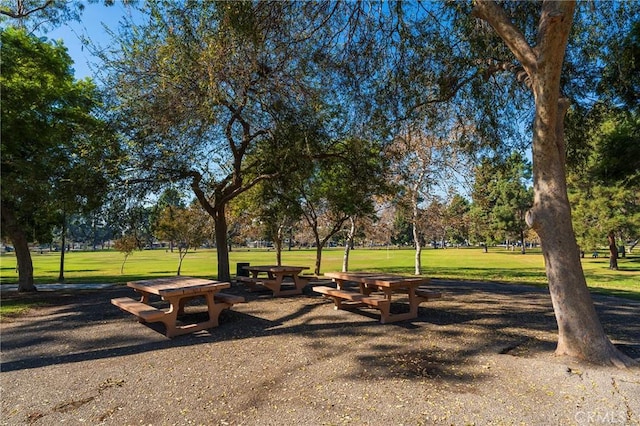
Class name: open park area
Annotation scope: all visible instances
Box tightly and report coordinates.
[1,248,639,424]
[1,247,638,298]
[2,1,640,423]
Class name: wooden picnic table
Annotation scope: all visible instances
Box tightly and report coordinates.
[111,276,244,337]
[314,272,441,323]
[238,265,311,297]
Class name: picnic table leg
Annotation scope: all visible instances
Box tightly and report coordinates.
[360,283,376,295]
[159,297,180,337]
[293,274,310,292]
[378,287,420,324]
[204,291,227,328]
[160,293,229,338]
[406,287,420,318]
[137,291,151,304]
[176,297,188,316]
[268,274,284,296]
[378,302,392,324]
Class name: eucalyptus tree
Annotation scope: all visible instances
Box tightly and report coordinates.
[459,0,638,366]
[1,27,118,291]
[103,1,335,281]
[309,0,638,366]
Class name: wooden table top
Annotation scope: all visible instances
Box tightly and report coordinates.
[127,276,230,297]
[324,271,428,288]
[244,265,310,273]
[324,272,381,280]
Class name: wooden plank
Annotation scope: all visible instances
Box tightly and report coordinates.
[128,277,230,297]
[323,272,380,281]
[362,276,428,287]
[111,297,166,322]
[246,265,309,274]
[313,286,389,307]
[214,292,245,305]
[415,289,442,300]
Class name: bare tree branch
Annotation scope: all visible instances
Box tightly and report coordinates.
[472,0,538,76]
[1,0,54,19]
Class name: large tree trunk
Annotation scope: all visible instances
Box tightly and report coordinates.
[474,0,635,367]
[314,242,323,276]
[58,212,66,282]
[607,231,619,270]
[0,205,37,292]
[274,224,284,266]
[214,206,231,282]
[412,190,422,275]
[342,217,356,272]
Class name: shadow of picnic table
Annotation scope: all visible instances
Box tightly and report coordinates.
[1,280,638,375]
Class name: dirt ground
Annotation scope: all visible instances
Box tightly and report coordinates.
[1,279,639,426]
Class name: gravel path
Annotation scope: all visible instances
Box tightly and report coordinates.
[1,280,639,425]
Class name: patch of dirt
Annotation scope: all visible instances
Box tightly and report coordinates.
[1,280,638,425]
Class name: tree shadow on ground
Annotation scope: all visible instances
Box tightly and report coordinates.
[1,280,638,378]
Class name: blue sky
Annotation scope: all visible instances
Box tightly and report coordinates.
[43,2,140,80]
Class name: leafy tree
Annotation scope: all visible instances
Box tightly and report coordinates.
[0,0,133,32]
[468,0,636,367]
[257,189,303,266]
[391,209,413,247]
[103,1,332,281]
[388,126,461,274]
[443,194,472,247]
[62,208,115,250]
[152,188,187,252]
[154,203,213,276]
[566,16,640,263]
[469,158,501,251]
[324,0,637,366]
[598,20,640,113]
[497,153,533,252]
[568,108,640,268]
[293,137,389,275]
[113,234,140,274]
[421,199,447,249]
[1,27,118,291]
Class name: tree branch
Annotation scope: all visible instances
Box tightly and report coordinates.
[1,0,54,19]
[483,59,532,89]
[472,0,538,76]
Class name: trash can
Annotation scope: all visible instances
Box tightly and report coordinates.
[236,262,250,277]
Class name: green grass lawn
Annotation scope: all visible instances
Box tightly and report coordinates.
[1,247,638,299]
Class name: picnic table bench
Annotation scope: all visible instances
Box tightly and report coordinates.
[111,276,244,337]
[314,272,441,324]
[239,265,311,297]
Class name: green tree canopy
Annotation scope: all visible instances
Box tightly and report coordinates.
[102,1,343,281]
[1,27,118,291]
[469,152,533,253]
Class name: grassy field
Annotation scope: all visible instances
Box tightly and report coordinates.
[1,246,638,299]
